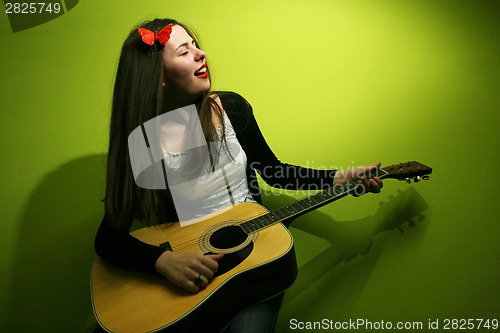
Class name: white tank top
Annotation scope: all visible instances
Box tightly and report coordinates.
[161,113,254,225]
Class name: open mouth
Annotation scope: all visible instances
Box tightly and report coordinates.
[194,64,208,78]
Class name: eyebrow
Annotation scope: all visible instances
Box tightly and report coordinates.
[175,40,195,51]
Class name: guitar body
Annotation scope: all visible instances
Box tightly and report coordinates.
[91,202,298,333]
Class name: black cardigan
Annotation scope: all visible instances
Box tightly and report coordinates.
[94,92,336,272]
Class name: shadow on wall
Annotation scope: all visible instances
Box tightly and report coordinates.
[262,185,429,311]
[4,154,107,333]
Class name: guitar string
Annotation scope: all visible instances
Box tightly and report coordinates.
[165,184,361,253]
[170,189,346,252]
[167,200,320,253]
[165,209,271,253]
[165,189,346,253]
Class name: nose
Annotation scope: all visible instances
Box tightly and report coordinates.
[195,48,206,61]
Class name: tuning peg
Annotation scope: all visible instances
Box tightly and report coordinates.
[405,178,411,184]
[423,175,430,181]
[414,176,421,183]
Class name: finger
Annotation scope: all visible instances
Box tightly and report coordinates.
[362,162,382,179]
[201,254,224,275]
[183,255,212,278]
[200,253,223,261]
[168,269,201,293]
[368,179,381,193]
[184,279,202,293]
[184,271,208,293]
[363,176,374,184]
[373,177,383,188]
[189,265,213,283]
[205,253,224,262]
[191,262,216,281]
[192,272,208,288]
[352,177,369,196]
[189,284,201,293]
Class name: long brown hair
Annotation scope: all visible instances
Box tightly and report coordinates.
[105,18,223,228]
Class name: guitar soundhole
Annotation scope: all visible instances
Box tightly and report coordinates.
[209,225,247,250]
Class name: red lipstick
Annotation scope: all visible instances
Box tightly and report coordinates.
[195,64,209,78]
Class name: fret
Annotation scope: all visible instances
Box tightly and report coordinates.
[325,191,341,200]
[244,220,258,232]
[251,219,261,230]
[267,211,280,222]
[288,202,301,212]
[272,209,288,220]
[240,223,253,234]
[261,214,274,225]
[310,195,327,206]
[294,199,309,210]
[304,195,321,205]
[282,205,298,215]
[310,195,326,204]
[253,217,266,229]
[241,214,276,234]
[241,187,351,235]
[316,192,330,200]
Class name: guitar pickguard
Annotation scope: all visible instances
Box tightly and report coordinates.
[208,241,254,277]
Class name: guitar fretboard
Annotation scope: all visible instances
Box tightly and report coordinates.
[239,168,388,235]
[239,182,353,234]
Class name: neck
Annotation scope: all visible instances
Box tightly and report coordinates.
[163,90,205,112]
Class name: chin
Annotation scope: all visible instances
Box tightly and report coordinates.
[203,81,211,92]
[198,84,211,95]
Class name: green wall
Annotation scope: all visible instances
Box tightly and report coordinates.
[1,1,499,332]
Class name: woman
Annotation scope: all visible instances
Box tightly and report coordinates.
[95,18,382,332]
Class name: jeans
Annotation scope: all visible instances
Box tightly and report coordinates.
[222,293,284,333]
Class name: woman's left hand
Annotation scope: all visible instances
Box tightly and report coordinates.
[333,162,383,195]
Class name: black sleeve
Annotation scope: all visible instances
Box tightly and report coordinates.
[94,215,166,273]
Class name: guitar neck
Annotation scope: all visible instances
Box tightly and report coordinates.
[240,168,390,234]
[239,160,433,234]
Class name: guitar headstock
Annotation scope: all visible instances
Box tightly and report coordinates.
[381,161,432,183]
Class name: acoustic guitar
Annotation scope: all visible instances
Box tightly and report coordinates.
[91,161,432,333]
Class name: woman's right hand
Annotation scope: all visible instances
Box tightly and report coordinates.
[155,251,224,293]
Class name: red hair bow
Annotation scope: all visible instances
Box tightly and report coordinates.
[137,23,174,46]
